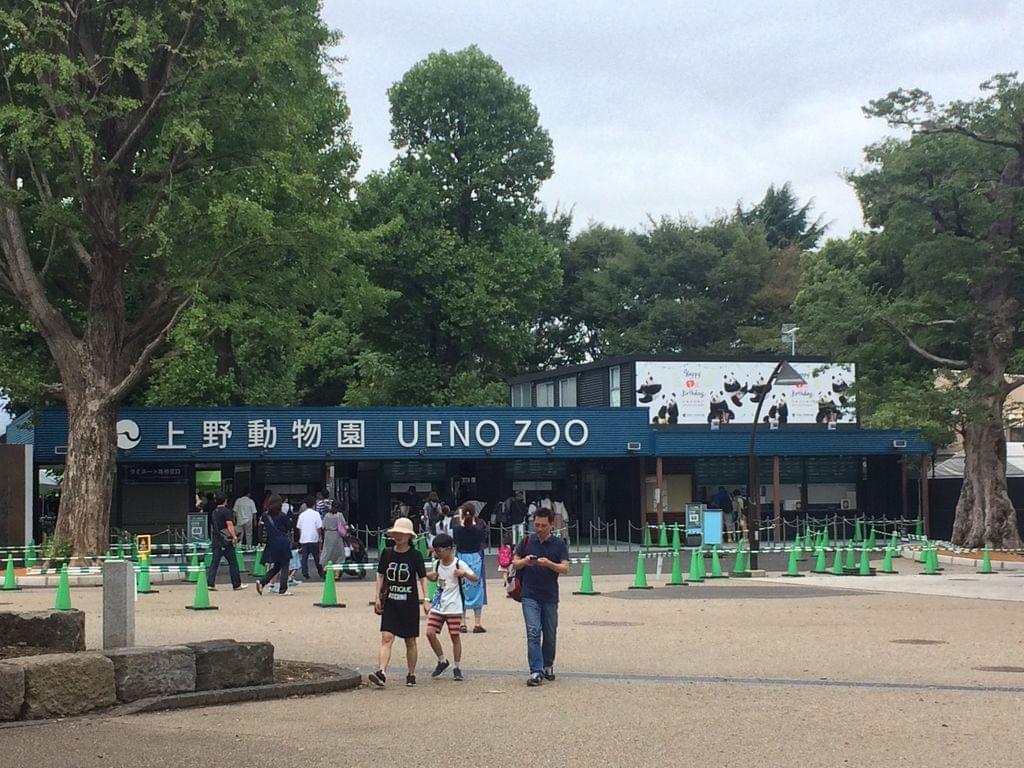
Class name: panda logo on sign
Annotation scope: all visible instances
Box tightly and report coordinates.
[116,419,141,450]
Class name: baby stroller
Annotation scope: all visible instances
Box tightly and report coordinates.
[342,534,369,579]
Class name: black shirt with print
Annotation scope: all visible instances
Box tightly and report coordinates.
[377,547,427,605]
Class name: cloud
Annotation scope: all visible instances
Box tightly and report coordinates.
[325,0,1023,235]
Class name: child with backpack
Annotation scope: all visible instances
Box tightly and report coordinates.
[497,532,514,586]
[426,533,479,682]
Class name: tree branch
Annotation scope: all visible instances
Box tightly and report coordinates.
[882,317,970,369]
[925,125,1023,152]
[110,293,193,402]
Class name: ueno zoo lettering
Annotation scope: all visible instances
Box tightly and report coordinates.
[396,419,589,449]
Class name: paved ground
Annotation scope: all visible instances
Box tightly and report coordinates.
[2,558,1024,767]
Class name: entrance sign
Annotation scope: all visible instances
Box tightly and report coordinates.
[187,513,207,541]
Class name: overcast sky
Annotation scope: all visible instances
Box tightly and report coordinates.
[326,0,1023,237]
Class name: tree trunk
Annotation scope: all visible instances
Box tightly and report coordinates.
[54,393,118,557]
[952,393,1022,548]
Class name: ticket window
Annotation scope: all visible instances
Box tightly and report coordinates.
[645,474,693,514]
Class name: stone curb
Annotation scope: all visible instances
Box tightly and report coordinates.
[898,546,1024,571]
[0,663,360,728]
[16,572,187,588]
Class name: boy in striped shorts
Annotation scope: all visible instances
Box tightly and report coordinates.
[426,533,478,681]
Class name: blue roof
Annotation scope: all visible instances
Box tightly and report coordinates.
[651,426,930,456]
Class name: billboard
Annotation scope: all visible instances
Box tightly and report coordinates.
[634,361,856,425]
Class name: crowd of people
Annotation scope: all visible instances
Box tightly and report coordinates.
[198,487,572,687]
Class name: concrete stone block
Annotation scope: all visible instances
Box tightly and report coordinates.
[102,645,196,702]
[102,560,135,649]
[0,609,85,652]
[186,639,274,691]
[10,652,115,719]
[0,661,25,721]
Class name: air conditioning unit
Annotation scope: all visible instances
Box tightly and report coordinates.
[626,441,642,452]
[892,439,907,449]
[55,445,68,455]
[827,421,837,431]
[769,419,780,431]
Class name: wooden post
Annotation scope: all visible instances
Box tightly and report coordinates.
[772,455,782,541]
[655,456,665,526]
[900,456,908,522]
[638,458,647,546]
[920,454,931,538]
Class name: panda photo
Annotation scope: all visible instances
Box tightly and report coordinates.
[666,394,679,425]
[723,373,742,393]
[777,393,789,424]
[749,374,772,403]
[832,375,849,407]
[656,394,671,425]
[816,398,840,424]
[707,391,735,424]
[729,381,748,408]
[637,375,662,404]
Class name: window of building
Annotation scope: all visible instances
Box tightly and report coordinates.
[511,382,531,407]
[559,376,577,407]
[609,365,621,407]
[536,381,555,407]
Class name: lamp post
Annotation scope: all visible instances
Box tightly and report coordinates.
[747,360,807,570]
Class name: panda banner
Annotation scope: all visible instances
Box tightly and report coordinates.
[634,361,856,426]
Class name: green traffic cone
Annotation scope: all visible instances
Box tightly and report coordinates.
[629,551,653,589]
[315,562,345,608]
[203,548,212,569]
[977,546,995,574]
[853,519,863,542]
[916,539,929,563]
[920,545,940,576]
[187,551,199,583]
[671,523,681,552]
[235,547,246,574]
[855,543,874,576]
[706,545,728,579]
[811,546,827,574]
[251,547,267,577]
[830,548,845,575]
[686,548,704,583]
[867,527,877,550]
[573,558,601,594]
[931,545,944,572]
[642,525,652,548]
[25,540,38,568]
[730,542,750,578]
[658,524,668,548]
[915,517,923,537]
[880,546,899,574]
[797,533,809,561]
[131,540,139,563]
[54,564,72,610]
[696,546,707,579]
[889,531,899,555]
[2,554,21,591]
[137,554,158,594]
[666,550,686,586]
[186,570,218,610]
[844,543,856,572]
[781,547,804,577]
[822,528,830,550]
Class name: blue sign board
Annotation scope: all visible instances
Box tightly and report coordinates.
[32,407,652,463]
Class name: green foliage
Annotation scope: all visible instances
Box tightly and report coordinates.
[738,182,827,250]
[40,532,74,564]
[388,45,554,243]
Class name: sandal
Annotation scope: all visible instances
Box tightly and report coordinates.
[459,625,468,634]
[472,626,487,634]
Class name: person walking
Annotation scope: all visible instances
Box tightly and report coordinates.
[296,501,325,581]
[425,533,478,682]
[454,505,488,633]
[207,493,247,591]
[367,517,429,688]
[320,500,346,568]
[256,496,292,596]
[506,491,527,545]
[232,489,258,546]
[512,507,569,687]
[713,486,735,543]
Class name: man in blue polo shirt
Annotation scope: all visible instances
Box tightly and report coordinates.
[512,507,570,687]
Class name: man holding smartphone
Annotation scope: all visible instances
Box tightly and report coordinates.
[511,507,569,687]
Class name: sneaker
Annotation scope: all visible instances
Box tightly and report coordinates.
[207,585,217,591]
[405,674,417,687]
[268,585,279,593]
[527,673,544,687]
[431,660,450,678]
[233,584,248,591]
[543,667,555,681]
[255,581,263,596]
[277,590,293,596]
[453,667,464,682]
[288,578,301,586]
[367,670,386,688]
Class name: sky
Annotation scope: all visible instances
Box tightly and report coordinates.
[325,0,1023,237]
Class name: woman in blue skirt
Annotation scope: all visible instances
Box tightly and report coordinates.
[454,504,487,633]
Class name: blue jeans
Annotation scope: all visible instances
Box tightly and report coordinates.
[521,597,558,674]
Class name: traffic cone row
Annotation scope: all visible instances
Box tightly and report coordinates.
[658,524,668,548]
[880,546,899,574]
[811,546,827,574]
[629,551,652,589]
[919,544,941,576]
[136,554,158,594]
[781,547,804,577]
[666,550,686,586]
[730,542,750,577]
[854,544,875,576]
[686,547,703,583]
[707,545,727,579]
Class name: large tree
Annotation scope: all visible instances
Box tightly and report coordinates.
[339,47,560,405]
[799,74,1024,547]
[0,1,360,554]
